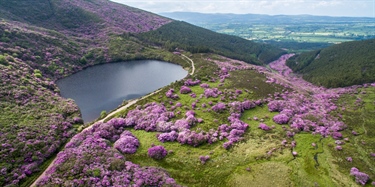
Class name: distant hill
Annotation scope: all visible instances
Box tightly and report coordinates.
[286,39,375,87]
[137,21,286,64]
[160,12,375,25]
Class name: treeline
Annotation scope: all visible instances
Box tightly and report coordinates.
[286,39,375,88]
[137,21,285,65]
[263,40,333,52]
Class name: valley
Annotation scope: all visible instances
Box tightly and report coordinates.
[161,12,375,52]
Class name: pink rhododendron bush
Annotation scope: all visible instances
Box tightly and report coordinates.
[36,121,178,187]
[0,55,82,186]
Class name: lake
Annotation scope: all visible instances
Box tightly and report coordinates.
[56,60,187,123]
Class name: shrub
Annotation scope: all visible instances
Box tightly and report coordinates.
[212,102,226,112]
[148,145,168,160]
[273,114,290,124]
[114,131,139,154]
[258,123,271,131]
[0,55,8,65]
[350,167,369,185]
[180,86,192,94]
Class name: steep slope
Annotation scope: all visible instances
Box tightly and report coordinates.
[286,39,375,88]
[0,1,174,186]
[0,0,171,35]
[137,21,285,64]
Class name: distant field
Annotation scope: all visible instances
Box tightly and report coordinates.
[201,23,374,52]
[161,12,375,52]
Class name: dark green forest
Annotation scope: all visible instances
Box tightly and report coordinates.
[286,39,375,88]
[137,21,286,65]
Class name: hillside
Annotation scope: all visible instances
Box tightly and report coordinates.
[1,0,374,187]
[137,21,285,64]
[0,0,171,35]
[0,0,288,186]
[286,39,375,87]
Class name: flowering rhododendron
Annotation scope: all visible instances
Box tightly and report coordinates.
[180,86,192,94]
[212,102,226,112]
[148,145,168,160]
[114,131,139,154]
[259,123,271,131]
[37,121,178,186]
[204,88,220,98]
[350,167,369,185]
[157,131,178,142]
[272,114,290,124]
[184,79,201,86]
[200,83,210,88]
[166,88,179,99]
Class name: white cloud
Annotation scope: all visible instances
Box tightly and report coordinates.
[111,0,375,17]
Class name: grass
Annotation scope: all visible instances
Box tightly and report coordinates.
[87,53,375,186]
[329,87,375,184]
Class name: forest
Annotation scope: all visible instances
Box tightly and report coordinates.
[286,39,375,88]
[137,21,286,64]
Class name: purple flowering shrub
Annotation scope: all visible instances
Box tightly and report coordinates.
[124,102,175,132]
[157,131,179,142]
[0,55,82,186]
[180,86,192,94]
[114,131,140,154]
[184,79,201,86]
[177,130,208,147]
[37,127,178,186]
[259,123,272,131]
[200,83,210,88]
[166,88,179,99]
[273,114,290,124]
[350,167,369,185]
[212,102,226,112]
[204,88,221,98]
[148,145,168,160]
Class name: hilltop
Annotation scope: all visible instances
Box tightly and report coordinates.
[286,39,375,87]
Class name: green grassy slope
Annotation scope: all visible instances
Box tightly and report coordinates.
[286,39,375,88]
[137,21,286,65]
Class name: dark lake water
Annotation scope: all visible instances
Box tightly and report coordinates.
[56,60,187,123]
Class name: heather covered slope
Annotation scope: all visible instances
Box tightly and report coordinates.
[286,39,375,88]
[0,0,175,186]
[37,53,375,186]
[2,0,374,186]
[0,0,171,35]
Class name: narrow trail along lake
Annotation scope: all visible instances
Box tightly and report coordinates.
[56,60,187,123]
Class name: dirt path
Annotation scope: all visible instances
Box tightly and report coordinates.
[99,89,162,123]
[181,54,195,75]
[31,54,195,186]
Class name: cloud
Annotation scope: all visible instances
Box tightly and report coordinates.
[110,0,374,17]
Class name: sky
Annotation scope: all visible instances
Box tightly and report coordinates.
[111,0,375,17]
